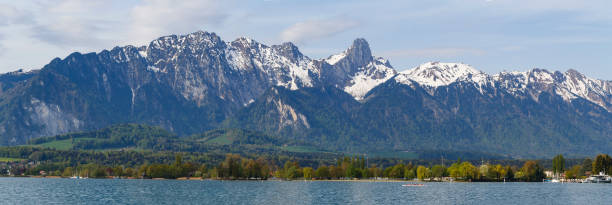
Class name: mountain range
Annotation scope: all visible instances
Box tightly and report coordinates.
[1,30,610,158]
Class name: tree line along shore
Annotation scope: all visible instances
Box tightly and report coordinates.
[2,151,611,182]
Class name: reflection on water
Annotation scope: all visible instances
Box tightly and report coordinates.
[1,178,611,204]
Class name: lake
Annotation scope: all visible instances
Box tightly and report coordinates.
[1,178,610,204]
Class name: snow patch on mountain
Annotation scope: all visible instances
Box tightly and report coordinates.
[494,68,611,110]
[79,30,612,112]
[138,50,148,58]
[400,62,490,87]
[395,62,494,94]
[326,52,347,65]
[225,37,315,90]
[392,62,610,110]
[561,70,610,105]
[393,73,414,86]
[344,58,396,100]
[493,71,528,94]
[146,65,163,73]
[243,99,255,107]
[225,48,251,70]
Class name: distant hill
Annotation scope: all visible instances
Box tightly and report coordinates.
[25,124,505,160]
[27,124,176,150]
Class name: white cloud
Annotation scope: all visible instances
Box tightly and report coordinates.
[0,4,17,25]
[0,34,4,56]
[1,0,234,50]
[280,18,359,43]
[381,48,486,58]
[0,3,31,25]
[127,0,231,45]
[499,45,524,52]
[26,0,120,48]
[0,3,30,57]
[476,0,612,21]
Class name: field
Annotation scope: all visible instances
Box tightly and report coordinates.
[203,135,235,145]
[34,138,99,150]
[0,157,26,162]
[368,151,418,159]
[281,146,326,153]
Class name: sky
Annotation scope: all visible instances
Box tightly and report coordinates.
[1,0,611,79]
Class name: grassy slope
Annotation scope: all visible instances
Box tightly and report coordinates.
[203,135,235,145]
[0,157,26,162]
[25,125,452,159]
[368,151,418,160]
[29,132,413,157]
[281,146,326,153]
[34,138,98,150]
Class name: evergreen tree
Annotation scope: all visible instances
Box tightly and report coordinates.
[581,158,592,175]
[593,154,612,175]
[552,154,565,177]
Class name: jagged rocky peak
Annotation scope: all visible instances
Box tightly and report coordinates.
[325,38,373,67]
[271,42,305,63]
[557,69,611,109]
[398,62,489,87]
[223,36,316,91]
[227,37,308,63]
[182,30,224,46]
[320,38,396,100]
[526,68,563,84]
[494,68,558,91]
[562,69,611,90]
[492,67,611,110]
[375,57,393,68]
[105,45,145,63]
[497,68,576,86]
[346,38,373,66]
[230,37,258,48]
[563,69,598,87]
[496,68,601,92]
[565,69,583,78]
[147,30,225,54]
[227,37,265,60]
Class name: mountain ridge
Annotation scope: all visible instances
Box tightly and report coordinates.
[5,32,609,109]
[0,30,610,158]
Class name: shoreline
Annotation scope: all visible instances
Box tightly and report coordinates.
[0,176,587,183]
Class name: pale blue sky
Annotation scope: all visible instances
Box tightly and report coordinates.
[1,0,611,79]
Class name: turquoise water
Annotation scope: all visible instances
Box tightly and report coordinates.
[0,178,610,204]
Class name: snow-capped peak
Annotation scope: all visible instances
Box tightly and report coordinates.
[343,57,397,100]
[558,69,611,109]
[398,62,489,87]
[224,37,316,90]
[493,68,611,110]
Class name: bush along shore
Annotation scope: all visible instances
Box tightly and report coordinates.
[2,152,611,182]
